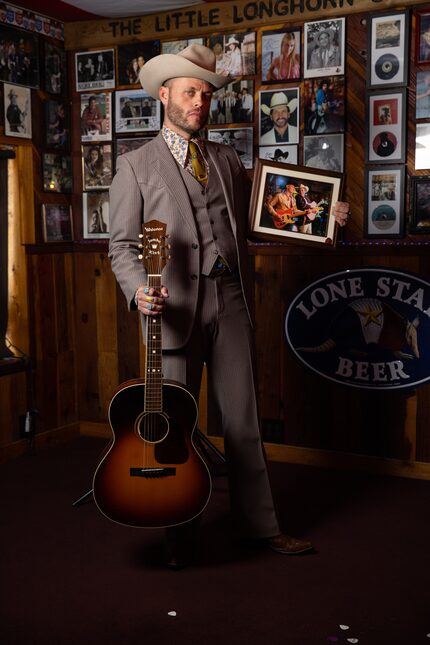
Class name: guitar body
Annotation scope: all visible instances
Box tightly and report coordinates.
[93,378,212,528]
[273,207,306,228]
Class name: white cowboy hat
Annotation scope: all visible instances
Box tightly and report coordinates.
[225,36,240,48]
[261,92,298,116]
[315,28,334,42]
[139,44,231,99]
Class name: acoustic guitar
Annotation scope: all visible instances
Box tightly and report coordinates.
[93,220,212,528]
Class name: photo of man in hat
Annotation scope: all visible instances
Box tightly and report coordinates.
[4,83,31,138]
[259,90,299,144]
[305,19,344,77]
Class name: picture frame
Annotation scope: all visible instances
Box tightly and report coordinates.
[258,145,298,165]
[261,28,301,83]
[409,176,430,233]
[42,204,73,242]
[116,40,160,86]
[161,38,204,54]
[249,159,342,247]
[82,143,113,190]
[416,10,430,64]
[80,92,112,142]
[367,11,409,88]
[3,83,31,139]
[83,191,110,239]
[42,153,72,193]
[45,99,69,149]
[415,123,430,170]
[259,87,300,145]
[207,127,254,169]
[208,79,254,125]
[416,70,430,120]
[44,42,67,95]
[364,165,405,238]
[75,49,115,92]
[0,24,39,88]
[115,89,161,133]
[304,133,344,172]
[207,31,256,77]
[115,137,154,164]
[366,89,406,164]
[304,18,345,79]
[304,76,345,135]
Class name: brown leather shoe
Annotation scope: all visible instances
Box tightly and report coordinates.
[268,533,313,555]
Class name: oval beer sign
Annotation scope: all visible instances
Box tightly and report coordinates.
[285,268,430,390]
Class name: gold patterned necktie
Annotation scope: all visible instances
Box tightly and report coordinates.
[188,140,208,185]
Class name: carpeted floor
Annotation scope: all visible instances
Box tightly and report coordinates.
[0,436,429,645]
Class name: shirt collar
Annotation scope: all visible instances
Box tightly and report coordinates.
[162,125,207,168]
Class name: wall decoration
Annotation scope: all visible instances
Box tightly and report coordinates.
[115,89,161,133]
[416,10,430,64]
[258,145,298,165]
[249,159,342,246]
[304,18,345,79]
[366,89,406,164]
[0,24,39,88]
[75,49,115,92]
[304,76,345,135]
[80,92,112,142]
[161,38,204,54]
[416,70,430,120]
[42,153,72,193]
[207,32,256,77]
[83,191,109,239]
[409,176,430,233]
[42,204,73,242]
[259,88,299,145]
[364,164,405,237]
[3,83,31,138]
[208,79,254,125]
[367,11,409,88]
[207,127,253,169]
[261,28,301,83]
[304,133,344,172]
[44,42,67,95]
[115,137,154,163]
[82,143,113,190]
[415,123,430,170]
[45,99,69,148]
[117,40,160,86]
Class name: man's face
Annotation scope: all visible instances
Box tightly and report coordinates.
[160,77,213,138]
[271,105,289,129]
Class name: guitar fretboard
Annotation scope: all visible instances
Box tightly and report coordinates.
[144,276,163,412]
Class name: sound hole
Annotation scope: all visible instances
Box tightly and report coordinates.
[137,412,169,443]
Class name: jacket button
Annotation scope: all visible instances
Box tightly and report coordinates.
[191,274,198,280]
[192,243,198,249]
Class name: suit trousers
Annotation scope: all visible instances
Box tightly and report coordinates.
[162,272,280,539]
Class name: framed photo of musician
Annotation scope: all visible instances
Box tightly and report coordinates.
[304,76,345,136]
[114,89,161,133]
[303,18,345,79]
[42,153,72,193]
[364,165,405,238]
[117,40,160,87]
[83,191,110,239]
[207,32,256,77]
[44,42,67,95]
[248,159,342,247]
[367,11,409,88]
[75,49,115,92]
[261,28,301,83]
[82,143,113,190]
[42,204,73,243]
[207,127,254,169]
[3,83,32,139]
[259,88,300,146]
[366,89,406,164]
[409,176,430,233]
[0,24,40,88]
[304,133,344,172]
[161,38,204,54]
[80,92,112,143]
[208,79,254,125]
[45,99,69,149]
[416,11,430,64]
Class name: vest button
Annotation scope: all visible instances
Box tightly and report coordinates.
[191,274,198,280]
[192,243,198,249]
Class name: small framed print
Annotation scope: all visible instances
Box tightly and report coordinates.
[249,159,342,246]
[80,93,112,142]
[83,191,109,239]
[45,99,69,149]
[261,28,301,83]
[115,89,161,133]
[161,38,204,54]
[367,11,409,88]
[416,70,430,120]
[366,89,406,164]
[207,127,254,169]
[304,77,345,135]
[42,153,72,193]
[304,133,344,172]
[207,32,256,77]
[415,123,430,170]
[258,145,298,165]
[3,84,31,139]
[75,49,115,91]
[416,11,430,64]
[259,88,299,145]
[208,79,254,125]
[42,204,73,243]
[117,40,160,86]
[44,42,67,95]
[409,176,430,233]
[304,18,345,79]
[365,165,405,238]
[82,143,113,190]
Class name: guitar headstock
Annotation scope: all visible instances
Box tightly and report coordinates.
[138,219,169,275]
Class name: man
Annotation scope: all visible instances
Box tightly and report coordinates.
[309,27,340,70]
[260,92,298,144]
[240,86,253,122]
[81,95,103,136]
[6,87,26,133]
[108,44,349,568]
[295,184,322,235]
[267,183,301,232]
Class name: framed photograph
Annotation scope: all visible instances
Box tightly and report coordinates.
[75,49,115,92]
[208,32,256,77]
[304,18,345,79]
[416,11,430,64]
[208,79,254,125]
[82,143,113,190]
[415,123,430,170]
[0,24,39,88]
[115,89,161,133]
[117,40,160,86]
[259,145,298,165]
[366,89,406,164]
[115,137,154,162]
[161,38,204,54]
[207,127,254,169]
[409,176,430,233]
[42,204,73,242]
[42,153,72,193]
[416,70,430,120]
[259,88,299,145]
[44,42,67,95]
[249,159,342,246]
[261,28,301,83]
[304,133,344,172]
[3,83,31,139]
[80,93,112,142]
[367,11,409,88]
[45,99,69,148]
[365,165,405,237]
[304,76,345,135]
[83,191,109,239]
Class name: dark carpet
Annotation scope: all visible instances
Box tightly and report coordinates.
[0,436,429,645]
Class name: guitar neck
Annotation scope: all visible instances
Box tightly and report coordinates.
[144,275,163,413]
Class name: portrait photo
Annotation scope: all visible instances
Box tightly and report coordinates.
[208,32,256,77]
[417,11,430,64]
[115,89,161,133]
[304,19,345,78]
[261,28,301,83]
[45,99,69,149]
[42,153,72,193]
[80,92,112,142]
[304,76,345,135]
[258,145,298,165]
[259,88,300,145]
[44,42,67,95]
[416,71,430,120]
[82,143,113,190]
[410,176,430,233]
[0,24,39,88]
[161,38,204,54]
[208,79,254,125]
[304,133,344,172]
[3,83,31,139]
[365,165,404,238]
[117,40,160,86]
[42,204,73,243]
[207,127,253,169]
[75,49,115,91]
[83,191,110,239]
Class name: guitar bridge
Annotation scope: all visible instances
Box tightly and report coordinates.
[130,467,176,478]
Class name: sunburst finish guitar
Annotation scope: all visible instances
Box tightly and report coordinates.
[93,220,211,528]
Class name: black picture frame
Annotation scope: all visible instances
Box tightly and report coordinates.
[409,176,430,233]
[416,10,430,65]
[261,28,301,83]
[42,204,73,242]
[366,88,406,164]
[367,10,409,88]
[364,164,405,238]
[0,24,39,88]
[44,42,67,95]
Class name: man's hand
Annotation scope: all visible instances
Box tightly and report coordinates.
[332,201,350,227]
[136,285,169,316]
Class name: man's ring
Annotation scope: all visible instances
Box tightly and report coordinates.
[147,302,153,311]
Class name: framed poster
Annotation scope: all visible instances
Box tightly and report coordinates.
[207,32,256,77]
[249,160,342,246]
[416,10,430,64]
[82,143,113,190]
[365,165,405,238]
[208,79,254,125]
[45,99,69,148]
[366,89,406,164]
[409,176,430,233]
[44,42,67,95]
[207,127,254,169]
[83,192,109,239]
[42,204,73,242]
[80,93,112,142]
[367,11,409,88]
[416,70,430,120]
[75,49,115,91]
[117,40,160,86]
[3,83,31,138]
[304,18,345,79]
[304,133,344,172]
[259,88,299,145]
[415,123,430,170]
[0,24,39,88]
[115,89,161,133]
[261,28,301,83]
[304,76,345,135]
[42,153,72,193]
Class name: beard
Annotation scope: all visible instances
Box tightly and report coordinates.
[166,99,208,136]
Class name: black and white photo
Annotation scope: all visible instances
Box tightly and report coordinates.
[3,83,31,138]
[304,133,344,172]
[207,127,253,169]
[304,19,345,79]
[83,191,110,239]
[75,49,115,91]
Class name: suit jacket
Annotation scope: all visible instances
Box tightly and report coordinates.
[109,132,253,350]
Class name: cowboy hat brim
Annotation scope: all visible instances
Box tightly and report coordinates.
[261,97,298,116]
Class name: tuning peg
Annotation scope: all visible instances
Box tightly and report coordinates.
[138,254,143,260]
[138,233,143,239]
[138,243,143,249]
